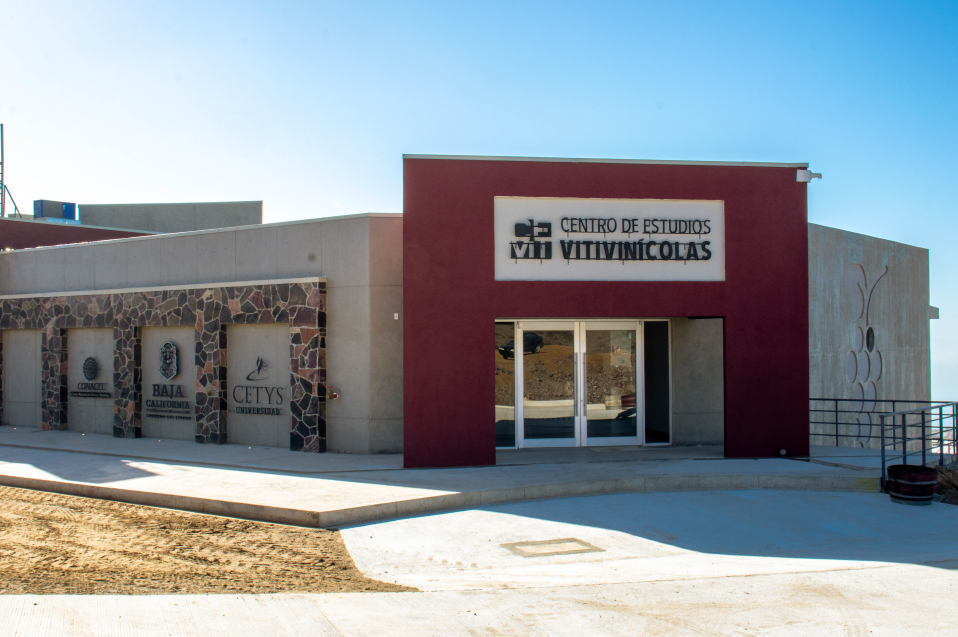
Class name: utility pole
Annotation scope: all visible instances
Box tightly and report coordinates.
[1,123,5,218]
[0,125,22,219]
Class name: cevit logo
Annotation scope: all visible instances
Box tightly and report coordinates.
[510,219,552,260]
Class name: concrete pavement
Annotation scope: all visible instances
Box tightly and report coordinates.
[3,490,957,636]
[0,427,880,527]
[341,489,958,591]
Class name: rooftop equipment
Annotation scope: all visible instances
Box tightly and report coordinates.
[34,199,80,224]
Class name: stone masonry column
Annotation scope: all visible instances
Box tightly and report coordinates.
[112,325,142,438]
[195,288,228,444]
[41,322,68,430]
[289,282,326,452]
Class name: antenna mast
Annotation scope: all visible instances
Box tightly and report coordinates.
[1,123,5,217]
[0,125,23,219]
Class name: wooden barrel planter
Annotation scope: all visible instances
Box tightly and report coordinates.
[886,465,938,506]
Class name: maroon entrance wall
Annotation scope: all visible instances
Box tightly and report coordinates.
[403,157,810,468]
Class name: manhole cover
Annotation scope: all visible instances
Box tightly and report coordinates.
[501,538,604,557]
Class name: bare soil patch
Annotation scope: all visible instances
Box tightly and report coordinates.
[0,486,413,595]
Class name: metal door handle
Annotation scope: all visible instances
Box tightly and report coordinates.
[573,352,577,416]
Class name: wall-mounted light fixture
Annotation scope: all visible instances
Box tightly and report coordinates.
[796,169,822,183]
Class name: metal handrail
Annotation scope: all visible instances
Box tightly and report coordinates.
[879,403,958,491]
[808,398,957,492]
[809,398,953,447]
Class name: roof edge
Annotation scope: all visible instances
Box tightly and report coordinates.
[403,154,809,169]
[0,216,161,235]
[0,212,402,254]
[79,200,264,208]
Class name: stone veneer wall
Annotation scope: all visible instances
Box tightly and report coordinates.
[0,279,327,452]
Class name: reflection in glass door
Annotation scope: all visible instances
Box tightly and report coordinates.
[519,323,577,447]
[583,323,639,446]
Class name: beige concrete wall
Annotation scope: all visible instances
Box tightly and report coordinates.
[0,215,397,296]
[226,323,292,448]
[141,326,197,441]
[0,213,405,453]
[2,329,42,426]
[325,215,404,453]
[670,317,724,445]
[79,202,262,233]
[809,223,931,447]
[66,328,114,435]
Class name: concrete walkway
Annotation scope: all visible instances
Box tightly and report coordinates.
[3,490,957,636]
[0,427,880,527]
[341,489,958,591]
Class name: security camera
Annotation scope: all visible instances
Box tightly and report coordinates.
[796,169,822,182]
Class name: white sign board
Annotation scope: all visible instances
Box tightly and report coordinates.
[494,197,725,282]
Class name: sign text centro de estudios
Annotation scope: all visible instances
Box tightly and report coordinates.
[494,197,726,282]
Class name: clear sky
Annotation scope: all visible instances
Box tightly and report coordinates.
[3,1,957,397]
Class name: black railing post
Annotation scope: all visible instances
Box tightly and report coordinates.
[902,413,908,466]
[834,399,839,446]
[881,414,886,492]
[939,406,944,466]
[921,410,927,466]
[892,408,897,451]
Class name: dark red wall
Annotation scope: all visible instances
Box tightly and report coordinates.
[0,218,146,250]
[403,158,809,468]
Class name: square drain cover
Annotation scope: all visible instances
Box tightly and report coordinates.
[501,538,604,557]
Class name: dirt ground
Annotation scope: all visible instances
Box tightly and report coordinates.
[0,486,413,595]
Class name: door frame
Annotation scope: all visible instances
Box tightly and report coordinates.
[506,319,663,449]
[515,320,578,448]
[579,320,644,448]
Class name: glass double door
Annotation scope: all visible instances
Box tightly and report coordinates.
[515,321,642,448]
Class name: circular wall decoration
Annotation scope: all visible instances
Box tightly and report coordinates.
[865,327,875,352]
[856,412,874,444]
[82,357,99,381]
[852,414,872,441]
[870,349,882,381]
[864,381,877,413]
[857,350,870,382]
[851,382,864,412]
[854,327,864,352]
[845,351,858,383]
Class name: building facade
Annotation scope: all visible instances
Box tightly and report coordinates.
[0,156,935,467]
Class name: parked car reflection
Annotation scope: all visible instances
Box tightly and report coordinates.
[614,393,637,421]
[498,332,544,359]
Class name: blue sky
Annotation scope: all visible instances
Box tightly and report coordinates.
[3,1,957,396]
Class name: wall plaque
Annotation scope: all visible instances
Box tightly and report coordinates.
[145,383,192,420]
[82,357,99,381]
[159,341,178,380]
[70,356,111,398]
[233,356,284,416]
[494,197,725,282]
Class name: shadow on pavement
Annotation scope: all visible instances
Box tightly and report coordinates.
[0,451,159,484]
[470,489,958,569]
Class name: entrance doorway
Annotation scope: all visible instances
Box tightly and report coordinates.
[494,320,671,449]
